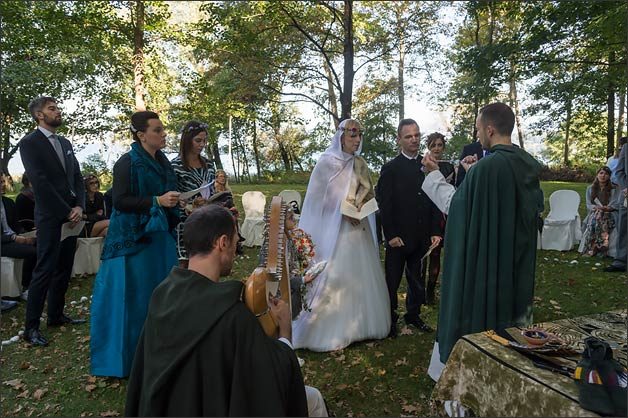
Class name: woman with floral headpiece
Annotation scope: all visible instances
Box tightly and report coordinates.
[292,119,391,352]
[90,111,180,378]
[171,121,216,262]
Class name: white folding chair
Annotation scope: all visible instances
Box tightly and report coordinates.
[240,191,267,247]
[279,190,302,214]
[541,190,582,251]
[1,257,23,297]
[72,237,104,276]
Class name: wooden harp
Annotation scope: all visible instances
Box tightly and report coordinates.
[243,196,292,337]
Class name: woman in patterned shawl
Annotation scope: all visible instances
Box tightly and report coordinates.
[171,121,216,262]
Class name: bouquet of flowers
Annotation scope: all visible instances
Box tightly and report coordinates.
[288,227,316,272]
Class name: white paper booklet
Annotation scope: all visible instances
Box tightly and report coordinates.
[179,181,215,201]
[305,260,327,279]
[61,221,85,241]
[340,198,378,221]
[594,197,603,207]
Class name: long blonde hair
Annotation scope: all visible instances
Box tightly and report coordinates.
[215,169,231,192]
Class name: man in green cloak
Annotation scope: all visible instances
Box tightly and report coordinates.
[421,102,544,379]
[125,205,309,416]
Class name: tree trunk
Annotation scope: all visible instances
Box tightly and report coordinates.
[617,85,625,144]
[397,36,405,121]
[339,0,354,121]
[251,119,261,180]
[211,140,222,170]
[564,101,572,166]
[133,0,146,111]
[324,62,339,128]
[472,97,479,141]
[277,141,291,171]
[508,61,524,149]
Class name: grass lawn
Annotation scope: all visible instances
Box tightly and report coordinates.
[1,182,626,417]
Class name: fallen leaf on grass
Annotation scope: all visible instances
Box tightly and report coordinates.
[336,384,348,390]
[402,404,419,413]
[374,351,384,358]
[17,389,30,398]
[378,369,386,376]
[395,357,409,366]
[33,388,47,400]
[334,354,345,362]
[85,384,97,392]
[4,379,25,390]
[19,361,31,370]
[86,376,97,384]
[399,326,413,336]
[365,342,375,348]
[100,411,120,417]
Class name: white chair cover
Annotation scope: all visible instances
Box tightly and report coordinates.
[279,190,302,213]
[72,237,104,276]
[1,257,23,297]
[240,191,266,247]
[540,190,582,251]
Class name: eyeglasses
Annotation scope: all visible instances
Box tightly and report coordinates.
[341,127,364,137]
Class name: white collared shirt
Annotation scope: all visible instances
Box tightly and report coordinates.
[401,150,419,160]
[38,126,58,150]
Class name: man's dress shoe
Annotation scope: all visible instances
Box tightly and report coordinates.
[23,328,49,347]
[406,317,434,333]
[1,299,18,313]
[47,314,86,327]
[604,265,626,273]
[388,323,398,339]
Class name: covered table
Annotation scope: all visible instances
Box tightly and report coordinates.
[430,310,627,416]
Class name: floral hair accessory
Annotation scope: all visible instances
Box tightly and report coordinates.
[183,122,208,134]
[340,126,364,137]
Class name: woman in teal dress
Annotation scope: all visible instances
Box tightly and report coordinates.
[90,111,181,377]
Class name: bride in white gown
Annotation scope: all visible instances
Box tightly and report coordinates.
[292,119,391,352]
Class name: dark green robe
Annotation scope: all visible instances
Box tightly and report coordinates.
[125,267,308,417]
[438,144,544,363]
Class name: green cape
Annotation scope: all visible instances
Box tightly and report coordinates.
[125,267,307,416]
[438,145,544,363]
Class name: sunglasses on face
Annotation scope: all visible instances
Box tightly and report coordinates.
[342,127,363,137]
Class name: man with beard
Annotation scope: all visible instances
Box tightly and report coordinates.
[125,205,311,417]
[421,102,544,380]
[19,96,86,347]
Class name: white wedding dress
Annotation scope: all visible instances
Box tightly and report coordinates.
[292,203,391,352]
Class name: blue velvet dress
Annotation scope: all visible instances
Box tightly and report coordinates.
[90,142,179,377]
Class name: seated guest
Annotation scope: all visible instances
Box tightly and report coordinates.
[15,174,35,232]
[125,205,312,417]
[82,174,109,237]
[1,174,36,299]
[578,166,620,257]
[103,187,113,219]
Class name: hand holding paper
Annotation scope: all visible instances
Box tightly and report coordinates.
[341,198,378,221]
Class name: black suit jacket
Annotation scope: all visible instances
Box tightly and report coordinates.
[19,129,85,223]
[377,154,442,253]
[1,195,23,244]
[455,140,484,187]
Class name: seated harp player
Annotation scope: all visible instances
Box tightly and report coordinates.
[245,196,292,336]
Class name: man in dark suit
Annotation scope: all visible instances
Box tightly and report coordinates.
[1,174,37,298]
[455,139,484,187]
[19,96,86,347]
[605,138,628,272]
[377,119,443,338]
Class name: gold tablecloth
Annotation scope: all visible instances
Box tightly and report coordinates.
[430,310,627,416]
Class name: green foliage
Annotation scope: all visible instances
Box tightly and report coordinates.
[81,154,113,189]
